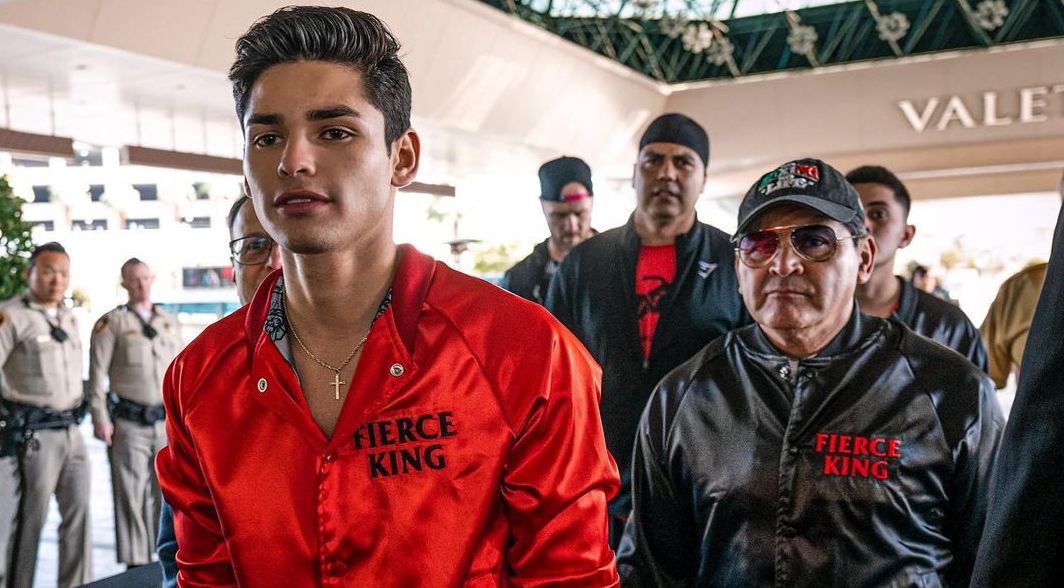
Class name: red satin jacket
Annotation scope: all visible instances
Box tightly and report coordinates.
[156,246,620,587]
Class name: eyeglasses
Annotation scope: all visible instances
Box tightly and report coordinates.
[733,224,860,268]
[229,235,276,266]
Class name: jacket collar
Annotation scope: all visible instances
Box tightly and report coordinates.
[739,302,883,364]
[532,239,551,264]
[893,276,918,323]
[244,244,434,358]
[621,213,704,256]
[21,295,70,320]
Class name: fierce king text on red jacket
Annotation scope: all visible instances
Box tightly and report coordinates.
[155,245,621,587]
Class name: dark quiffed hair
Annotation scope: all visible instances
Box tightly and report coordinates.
[228,6,412,149]
[845,165,912,217]
[120,257,147,279]
[227,195,250,235]
[29,242,67,268]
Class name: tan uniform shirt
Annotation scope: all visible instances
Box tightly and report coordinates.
[981,262,1048,389]
[0,296,84,411]
[88,305,182,426]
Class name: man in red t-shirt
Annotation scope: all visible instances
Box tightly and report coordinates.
[547,114,749,545]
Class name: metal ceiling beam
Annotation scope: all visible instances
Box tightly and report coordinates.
[472,0,1064,83]
[952,0,995,45]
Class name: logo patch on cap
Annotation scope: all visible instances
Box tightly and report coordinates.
[757,162,821,196]
[562,191,590,202]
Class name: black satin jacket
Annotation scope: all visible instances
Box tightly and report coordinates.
[617,309,1004,588]
[545,217,749,523]
[894,277,988,373]
[500,239,554,306]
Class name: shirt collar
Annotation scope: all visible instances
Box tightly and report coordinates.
[739,302,884,364]
[244,244,436,358]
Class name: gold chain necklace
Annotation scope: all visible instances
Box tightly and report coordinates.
[282,294,370,400]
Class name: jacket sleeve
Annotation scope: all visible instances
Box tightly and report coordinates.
[501,328,620,587]
[155,357,238,588]
[945,375,1003,587]
[962,322,990,375]
[0,308,17,368]
[88,313,117,426]
[616,382,698,588]
[544,255,576,331]
[498,267,514,292]
[970,209,1064,587]
[978,287,1012,389]
[157,499,179,588]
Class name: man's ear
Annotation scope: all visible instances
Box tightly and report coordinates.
[390,129,420,188]
[856,236,877,285]
[898,224,916,249]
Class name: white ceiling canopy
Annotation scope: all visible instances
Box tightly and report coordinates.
[0,0,668,180]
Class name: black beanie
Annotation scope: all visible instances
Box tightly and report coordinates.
[638,113,710,167]
[538,156,593,202]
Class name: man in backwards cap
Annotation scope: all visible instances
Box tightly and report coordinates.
[546,113,748,546]
[501,156,595,305]
[617,158,1003,587]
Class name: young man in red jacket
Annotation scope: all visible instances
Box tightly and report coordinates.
[154,6,620,587]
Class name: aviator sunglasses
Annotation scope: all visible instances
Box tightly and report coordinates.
[733,224,861,268]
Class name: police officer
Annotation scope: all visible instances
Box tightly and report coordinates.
[0,381,16,588]
[89,257,182,568]
[0,241,92,588]
[500,156,595,305]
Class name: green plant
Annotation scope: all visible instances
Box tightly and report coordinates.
[0,175,35,300]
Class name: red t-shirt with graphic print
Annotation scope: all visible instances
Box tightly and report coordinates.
[635,244,676,360]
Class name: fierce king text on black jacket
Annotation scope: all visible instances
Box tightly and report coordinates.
[617,309,1003,588]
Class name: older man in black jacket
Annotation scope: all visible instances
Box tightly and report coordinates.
[618,158,1003,587]
[546,113,748,546]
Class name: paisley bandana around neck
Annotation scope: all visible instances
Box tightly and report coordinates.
[264,278,394,366]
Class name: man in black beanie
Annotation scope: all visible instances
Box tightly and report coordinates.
[546,113,748,547]
[501,156,595,305]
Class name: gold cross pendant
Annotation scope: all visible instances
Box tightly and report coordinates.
[330,371,346,401]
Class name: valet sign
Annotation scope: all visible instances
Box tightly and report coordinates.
[897,84,1064,133]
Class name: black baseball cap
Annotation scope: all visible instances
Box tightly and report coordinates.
[734,158,867,238]
[538,156,593,202]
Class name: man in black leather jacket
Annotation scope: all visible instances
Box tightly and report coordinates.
[546,114,748,545]
[847,165,988,371]
[618,158,1003,587]
[501,156,595,305]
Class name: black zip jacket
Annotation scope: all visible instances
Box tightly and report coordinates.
[500,239,555,306]
[617,309,1004,588]
[894,277,988,372]
[545,216,749,523]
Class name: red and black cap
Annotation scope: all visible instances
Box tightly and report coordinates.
[539,156,593,202]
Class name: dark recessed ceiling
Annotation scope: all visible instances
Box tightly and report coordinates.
[473,0,1064,83]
